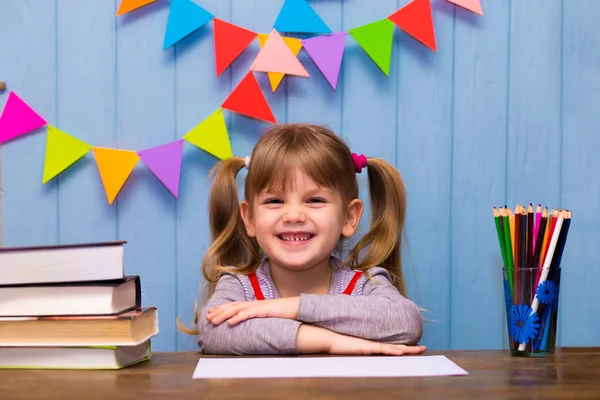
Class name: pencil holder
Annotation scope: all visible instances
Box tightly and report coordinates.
[502,267,561,357]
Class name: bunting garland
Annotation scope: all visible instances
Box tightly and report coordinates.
[0,90,239,205]
[0,0,483,205]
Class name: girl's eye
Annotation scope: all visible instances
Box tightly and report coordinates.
[307,197,326,203]
[263,198,283,204]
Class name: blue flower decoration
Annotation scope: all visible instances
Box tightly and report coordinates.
[536,281,558,305]
[509,304,540,344]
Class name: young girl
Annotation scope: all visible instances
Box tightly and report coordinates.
[185,124,425,356]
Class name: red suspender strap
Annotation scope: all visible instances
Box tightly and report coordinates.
[342,271,363,295]
[248,272,265,300]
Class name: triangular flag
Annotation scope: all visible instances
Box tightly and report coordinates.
[257,34,303,91]
[388,0,437,52]
[183,108,232,160]
[214,18,257,77]
[42,126,92,184]
[0,92,47,143]
[93,147,140,205]
[250,29,308,77]
[273,0,331,34]
[221,72,276,123]
[446,0,483,15]
[348,19,395,76]
[116,0,156,16]
[138,139,184,198]
[302,32,347,90]
[163,0,214,50]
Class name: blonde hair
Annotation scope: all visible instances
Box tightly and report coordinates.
[178,124,408,334]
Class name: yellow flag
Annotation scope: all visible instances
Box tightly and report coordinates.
[42,125,91,184]
[183,108,232,160]
[257,33,303,91]
[93,147,139,205]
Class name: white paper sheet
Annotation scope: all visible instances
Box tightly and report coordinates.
[192,355,468,379]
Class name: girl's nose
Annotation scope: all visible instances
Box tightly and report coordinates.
[283,207,306,223]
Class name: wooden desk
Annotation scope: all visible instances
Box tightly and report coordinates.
[1,348,599,399]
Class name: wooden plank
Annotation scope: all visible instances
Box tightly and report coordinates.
[175,0,232,351]
[506,2,561,206]
[451,0,509,349]
[395,0,454,350]
[55,0,117,244]
[115,0,177,351]
[342,0,399,250]
[560,0,600,346]
[0,2,58,248]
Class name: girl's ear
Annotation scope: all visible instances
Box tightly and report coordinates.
[240,200,256,237]
[342,199,364,237]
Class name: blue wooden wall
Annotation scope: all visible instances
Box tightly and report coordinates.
[1,0,598,352]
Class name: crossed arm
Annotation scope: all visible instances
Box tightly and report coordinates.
[197,271,425,356]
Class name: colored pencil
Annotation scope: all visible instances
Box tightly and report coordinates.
[527,204,534,268]
[509,209,515,262]
[533,204,542,254]
[531,208,548,270]
[492,204,572,353]
[493,207,508,268]
[517,212,564,351]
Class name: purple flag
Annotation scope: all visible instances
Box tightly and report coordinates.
[138,139,184,198]
[302,32,347,90]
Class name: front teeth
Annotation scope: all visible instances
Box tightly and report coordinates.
[280,235,310,241]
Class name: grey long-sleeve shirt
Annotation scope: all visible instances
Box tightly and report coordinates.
[197,259,423,355]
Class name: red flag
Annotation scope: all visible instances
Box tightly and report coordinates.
[214,18,257,76]
[222,72,276,123]
[388,0,437,52]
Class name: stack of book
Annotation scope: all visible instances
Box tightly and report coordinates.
[0,240,159,370]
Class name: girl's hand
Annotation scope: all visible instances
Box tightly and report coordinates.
[297,324,426,356]
[206,297,300,326]
[329,334,427,356]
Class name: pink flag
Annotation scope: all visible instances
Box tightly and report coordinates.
[0,92,47,143]
[250,29,309,77]
[138,139,184,198]
[302,32,347,90]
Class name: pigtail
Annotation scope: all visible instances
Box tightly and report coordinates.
[178,157,261,335]
[202,157,261,289]
[347,158,407,297]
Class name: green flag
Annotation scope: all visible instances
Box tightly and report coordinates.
[348,19,395,76]
[42,125,91,184]
[183,108,233,160]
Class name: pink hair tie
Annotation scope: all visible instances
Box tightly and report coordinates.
[352,153,368,173]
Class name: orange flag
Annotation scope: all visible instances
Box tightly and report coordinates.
[116,0,156,16]
[93,147,140,205]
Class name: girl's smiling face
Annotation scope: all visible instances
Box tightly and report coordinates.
[241,169,363,273]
